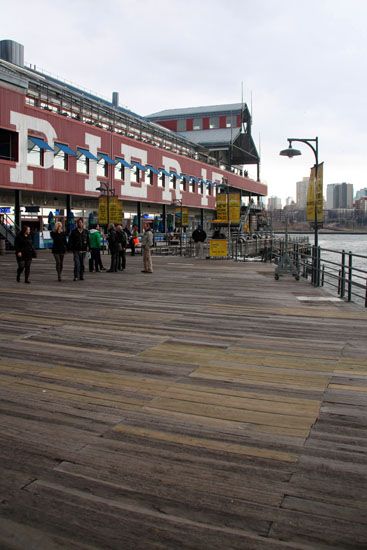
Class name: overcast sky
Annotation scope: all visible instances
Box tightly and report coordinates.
[2,0,367,203]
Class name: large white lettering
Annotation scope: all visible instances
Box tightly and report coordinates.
[161,156,182,202]
[200,168,208,206]
[10,112,57,185]
[119,144,148,198]
[84,133,101,192]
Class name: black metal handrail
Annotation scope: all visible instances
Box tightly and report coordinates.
[287,245,367,307]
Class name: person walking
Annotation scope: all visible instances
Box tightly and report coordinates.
[51,221,67,281]
[68,217,89,281]
[116,224,128,271]
[89,224,103,272]
[141,222,153,273]
[192,225,207,259]
[14,225,36,284]
[107,224,118,272]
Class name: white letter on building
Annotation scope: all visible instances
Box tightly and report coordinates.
[10,112,57,185]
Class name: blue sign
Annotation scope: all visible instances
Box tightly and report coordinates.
[0,207,11,214]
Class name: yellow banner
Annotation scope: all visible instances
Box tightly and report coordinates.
[175,207,189,226]
[210,239,228,257]
[98,196,123,225]
[306,163,324,224]
[216,194,228,222]
[229,193,241,224]
[109,197,123,225]
[98,196,108,225]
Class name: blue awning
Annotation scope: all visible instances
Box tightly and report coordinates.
[189,176,199,183]
[170,171,182,179]
[54,142,77,157]
[116,157,132,169]
[98,153,116,165]
[29,136,54,152]
[132,161,147,171]
[159,169,171,177]
[145,165,159,175]
[77,147,98,161]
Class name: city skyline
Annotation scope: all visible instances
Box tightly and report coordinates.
[2,0,367,202]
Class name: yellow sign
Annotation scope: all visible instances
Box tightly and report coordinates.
[175,207,189,226]
[229,193,241,224]
[210,239,228,257]
[98,196,123,225]
[216,194,228,222]
[109,197,123,225]
[98,196,108,224]
[306,163,324,224]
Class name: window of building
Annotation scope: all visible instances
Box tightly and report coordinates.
[209,116,219,129]
[97,156,108,178]
[76,155,89,174]
[158,171,165,188]
[226,115,238,128]
[130,164,140,184]
[169,174,176,190]
[189,179,195,193]
[177,119,186,131]
[0,128,18,161]
[193,118,202,130]
[180,177,186,192]
[114,163,124,180]
[198,181,204,194]
[27,138,43,167]
[146,169,154,185]
[53,144,68,171]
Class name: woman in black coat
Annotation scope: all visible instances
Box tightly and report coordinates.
[51,221,68,281]
[14,225,35,284]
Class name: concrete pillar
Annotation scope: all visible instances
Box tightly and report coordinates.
[162,204,166,233]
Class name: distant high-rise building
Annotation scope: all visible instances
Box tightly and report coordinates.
[267,196,282,210]
[296,177,309,209]
[326,183,353,209]
[286,196,294,206]
[355,187,367,200]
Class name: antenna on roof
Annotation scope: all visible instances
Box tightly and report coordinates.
[240,81,245,134]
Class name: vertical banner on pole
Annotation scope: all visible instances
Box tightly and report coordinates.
[109,197,123,225]
[216,194,228,222]
[307,164,324,225]
[98,196,108,224]
[229,193,241,223]
[316,162,324,223]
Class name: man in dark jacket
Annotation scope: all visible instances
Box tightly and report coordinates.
[14,225,35,283]
[192,225,207,259]
[68,217,89,281]
[107,224,119,272]
[116,224,128,271]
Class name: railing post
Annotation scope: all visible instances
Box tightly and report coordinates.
[340,250,346,299]
[348,251,352,302]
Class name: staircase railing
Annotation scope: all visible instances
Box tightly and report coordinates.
[0,213,19,247]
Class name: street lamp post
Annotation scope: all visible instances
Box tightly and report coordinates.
[279,137,320,285]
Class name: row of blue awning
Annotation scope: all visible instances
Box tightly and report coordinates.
[28,136,222,187]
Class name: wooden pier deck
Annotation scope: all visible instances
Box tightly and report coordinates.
[0,251,366,549]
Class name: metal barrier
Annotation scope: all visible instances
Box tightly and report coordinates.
[274,245,367,308]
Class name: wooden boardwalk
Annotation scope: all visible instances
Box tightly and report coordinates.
[0,250,366,549]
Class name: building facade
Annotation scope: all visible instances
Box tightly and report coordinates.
[326,183,353,209]
[0,40,267,234]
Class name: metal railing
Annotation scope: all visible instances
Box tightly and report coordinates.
[275,245,367,307]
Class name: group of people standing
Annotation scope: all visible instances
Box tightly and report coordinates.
[14,219,152,283]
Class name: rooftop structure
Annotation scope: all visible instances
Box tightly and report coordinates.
[147,103,260,177]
